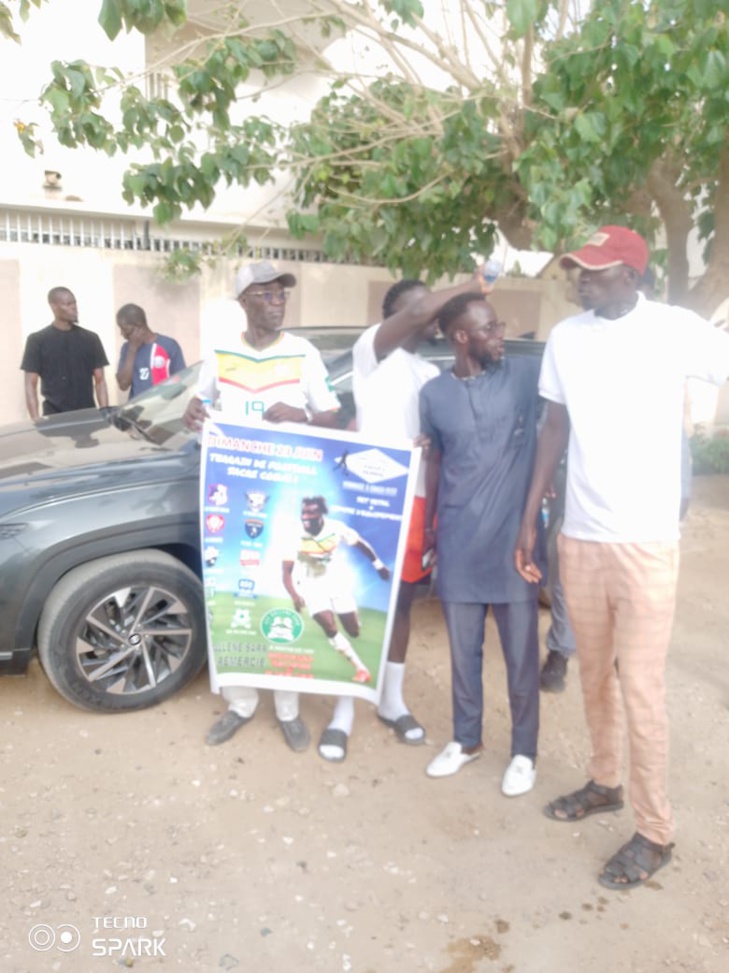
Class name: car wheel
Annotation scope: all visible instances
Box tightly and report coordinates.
[38,550,207,713]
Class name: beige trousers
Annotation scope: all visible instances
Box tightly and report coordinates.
[558,535,679,845]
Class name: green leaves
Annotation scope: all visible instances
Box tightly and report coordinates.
[506,0,538,38]
[287,213,320,238]
[14,120,41,157]
[573,112,607,145]
[40,60,116,151]
[704,49,728,89]
[9,0,727,305]
[98,0,122,39]
[0,0,44,42]
[98,0,187,40]
[380,0,424,28]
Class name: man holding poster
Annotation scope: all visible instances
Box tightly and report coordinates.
[199,422,419,756]
[185,261,340,753]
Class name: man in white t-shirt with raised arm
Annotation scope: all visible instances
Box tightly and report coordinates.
[317,268,489,762]
[185,261,340,754]
[514,226,729,891]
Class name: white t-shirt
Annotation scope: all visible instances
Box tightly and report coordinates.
[198,331,339,422]
[540,294,729,542]
[353,324,439,496]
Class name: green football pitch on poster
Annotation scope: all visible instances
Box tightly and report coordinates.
[208,592,387,686]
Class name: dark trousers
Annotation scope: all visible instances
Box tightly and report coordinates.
[440,599,540,759]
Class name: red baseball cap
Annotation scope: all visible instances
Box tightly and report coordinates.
[560,225,649,275]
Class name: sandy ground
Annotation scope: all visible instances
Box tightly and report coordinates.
[0,476,728,973]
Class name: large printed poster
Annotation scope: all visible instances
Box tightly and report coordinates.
[200,420,418,703]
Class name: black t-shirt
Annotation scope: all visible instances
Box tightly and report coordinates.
[20,324,109,414]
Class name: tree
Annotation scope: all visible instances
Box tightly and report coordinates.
[4,0,729,314]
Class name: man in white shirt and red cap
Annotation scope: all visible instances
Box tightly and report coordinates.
[514,225,729,889]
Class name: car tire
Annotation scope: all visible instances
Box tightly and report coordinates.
[38,550,207,713]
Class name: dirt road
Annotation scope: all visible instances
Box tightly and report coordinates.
[1,477,728,973]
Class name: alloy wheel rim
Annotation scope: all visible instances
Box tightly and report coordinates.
[75,583,194,695]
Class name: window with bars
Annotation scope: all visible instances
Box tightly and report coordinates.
[0,209,349,263]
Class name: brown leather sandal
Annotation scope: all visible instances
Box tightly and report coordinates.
[543,779,624,821]
[598,832,674,889]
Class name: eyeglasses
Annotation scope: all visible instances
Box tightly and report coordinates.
[469,320,506,335]
[243,289,290,304]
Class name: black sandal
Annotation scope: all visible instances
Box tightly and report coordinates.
[544,780,624,821]
[598,832,674,890]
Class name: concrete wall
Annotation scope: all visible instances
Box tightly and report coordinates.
[1,259,26,423]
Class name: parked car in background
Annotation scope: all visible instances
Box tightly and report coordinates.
[0,366,206,713]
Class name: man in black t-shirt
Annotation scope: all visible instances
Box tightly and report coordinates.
[21,287,110,419]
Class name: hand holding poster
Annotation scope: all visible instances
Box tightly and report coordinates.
[200,420,418,703]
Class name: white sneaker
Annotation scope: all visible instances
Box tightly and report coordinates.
[426,741,482,779]
[501,755,536,797]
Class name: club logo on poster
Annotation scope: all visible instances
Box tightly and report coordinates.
[200,421,418,701]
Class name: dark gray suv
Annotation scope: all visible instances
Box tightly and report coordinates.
[0,365,206,713]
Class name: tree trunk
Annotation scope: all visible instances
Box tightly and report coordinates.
[685,142,729,320]
[646,158,693,306]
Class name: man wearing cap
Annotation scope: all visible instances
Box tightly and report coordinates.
[514,226,729,889]
[185,261,340,753]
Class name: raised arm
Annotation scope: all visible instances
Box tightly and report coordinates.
[116,345,135,392]
[374,268,487,360]
[116,327,146,392]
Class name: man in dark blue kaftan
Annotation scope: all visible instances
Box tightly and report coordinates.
[420,293,544,796]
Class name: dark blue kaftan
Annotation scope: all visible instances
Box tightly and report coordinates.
[419,356,545,604]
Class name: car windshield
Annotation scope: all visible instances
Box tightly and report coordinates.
[114,362,202,448]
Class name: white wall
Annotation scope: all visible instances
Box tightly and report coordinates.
[1,0,145,207]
